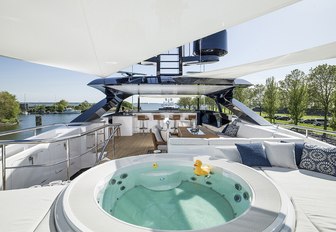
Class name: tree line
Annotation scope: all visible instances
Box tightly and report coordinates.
[234,64,336,130]
[177,64,336,131]
[29,100,92,114]
[0,92,93,125]
[0,91,20,124]
[177,96,218,111]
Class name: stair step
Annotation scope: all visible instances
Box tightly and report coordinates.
[160,67,180,70]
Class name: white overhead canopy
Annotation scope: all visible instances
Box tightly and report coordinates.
[190,42,336,79]
[0,0,299,77]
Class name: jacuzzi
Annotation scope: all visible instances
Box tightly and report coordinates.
[54,154,296,232]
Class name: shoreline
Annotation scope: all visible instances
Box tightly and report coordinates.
[0,122,18,127]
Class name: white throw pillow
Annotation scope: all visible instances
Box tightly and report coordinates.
[264,141,297,169]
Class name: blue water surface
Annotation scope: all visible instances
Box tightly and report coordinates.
[0,114,79,140]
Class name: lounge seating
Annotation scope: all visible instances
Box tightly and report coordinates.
[259,167,336,232]
[211,143,336,232]
[203,122,276,138]
[167,121,306,154]
[168,129,304,154]
[150,126,167,151]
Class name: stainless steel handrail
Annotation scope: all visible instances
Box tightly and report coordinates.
[0,122,121,190]
[0,122,93,137]
[98,126,119,161]
[0,125,116,145]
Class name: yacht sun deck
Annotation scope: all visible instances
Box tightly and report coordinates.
[1,0,336,231]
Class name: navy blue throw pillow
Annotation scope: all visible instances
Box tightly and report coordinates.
[281,141,304,165]
[235,143,271,167]
[294,142,304,165]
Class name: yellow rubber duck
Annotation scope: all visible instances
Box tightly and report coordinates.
[152,162,159,169]
[193,160,211,176]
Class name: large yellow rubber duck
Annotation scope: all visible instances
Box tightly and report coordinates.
[194,160,211,176]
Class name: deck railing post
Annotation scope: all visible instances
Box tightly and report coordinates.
[66,140,70,180]
[1,144,6,190]
[103,127,106,146]
[113,126,116,159]
[95,131,99,163]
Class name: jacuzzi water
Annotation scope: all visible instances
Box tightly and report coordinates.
[98,161,252,230]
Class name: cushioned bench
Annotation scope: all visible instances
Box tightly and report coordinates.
[259,167,336,232]
[211,143,336,232]
[203,122,276,138]
[168,137,304,154]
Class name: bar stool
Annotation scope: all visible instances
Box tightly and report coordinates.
[137,115,149,133]
[186,115,196,127]
[169,114,181,133]
[153,114,165,129]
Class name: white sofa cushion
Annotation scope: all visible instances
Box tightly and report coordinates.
[168,138,208,145]
[213,146,242,163]
[202,123,227,133]
[264,141,297,169]
[260,167,336,232]
[208,138,250,145]
[0,186,65,232]
[168,138,209,155]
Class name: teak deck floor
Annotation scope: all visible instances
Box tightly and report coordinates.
[107,133,154,160]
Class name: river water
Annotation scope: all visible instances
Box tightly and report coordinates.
[0,114,79,140]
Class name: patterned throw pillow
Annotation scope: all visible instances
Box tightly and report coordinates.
[299,144,336,177]
[223,124,239,137]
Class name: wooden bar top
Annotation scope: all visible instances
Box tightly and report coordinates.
[177,126,219,138]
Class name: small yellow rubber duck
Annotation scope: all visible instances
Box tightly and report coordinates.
[193,160,211,176]
[152,162,159,169]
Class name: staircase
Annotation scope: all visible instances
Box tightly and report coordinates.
[156,47,183,82]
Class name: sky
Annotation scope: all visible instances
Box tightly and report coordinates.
[0,0,336,103]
